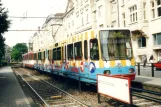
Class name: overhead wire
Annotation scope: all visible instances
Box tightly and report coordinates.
[7,1,67,32]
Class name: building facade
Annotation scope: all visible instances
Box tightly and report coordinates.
[4,45,11,62]
[29,0,161,63]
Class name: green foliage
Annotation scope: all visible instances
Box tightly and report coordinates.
[0,2,11,65]
[113,32,124,38]
[0,60,8,66]
[11,43,28,61]
[0,35,5,57]
[0,3,11,34]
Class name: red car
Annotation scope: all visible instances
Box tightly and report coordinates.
[154,59,161,70]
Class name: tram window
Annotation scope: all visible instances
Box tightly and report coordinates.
[42,51,45,60]
[84,40,88,60]
[44,51,45,59]
[90,39,99,60]
[47,50,49,59]
[67,44,73,60]
[32,53,34,60]
[45,50,48,58]
[57,47,61,60]
[38,52,41,60]
[34,53,35,60]
[53,49,57,60]
[74,41,82,60]
[48,50,50,60]
[50,50,53,60]
[48,50,51,60]
[34,53,37,60]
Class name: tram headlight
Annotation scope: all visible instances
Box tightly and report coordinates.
[129,68,135,73]
[103,70,111,75]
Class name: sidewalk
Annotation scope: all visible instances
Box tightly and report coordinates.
[0,66,31,107]
[133,75,161,87]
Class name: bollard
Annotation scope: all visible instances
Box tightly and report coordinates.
[151,63,154,77]
[138,63,140,75]
[98,93,101,104]
[129,88,133,107]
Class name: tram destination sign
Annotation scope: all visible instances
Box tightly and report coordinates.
[97,75,131,104]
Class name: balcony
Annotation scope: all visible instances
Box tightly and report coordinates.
[153,45,161,50]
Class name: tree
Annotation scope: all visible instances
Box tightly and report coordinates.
[11,43,28,61]
[0,35,5,59]
[0,3,10,33]
[0,2,11,64]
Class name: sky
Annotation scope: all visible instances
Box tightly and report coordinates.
[2,0,67,47]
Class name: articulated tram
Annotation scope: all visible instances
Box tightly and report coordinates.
[23,28,136,83]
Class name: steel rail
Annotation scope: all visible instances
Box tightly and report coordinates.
[21,68,91,107]
[132,92,161,103]
[14,68,50,107]
[35,75,91,107]
[131,87,161,96]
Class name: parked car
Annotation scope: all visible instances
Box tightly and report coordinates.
[154,59,161,70]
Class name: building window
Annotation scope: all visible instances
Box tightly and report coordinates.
[93,11,97,22]
[151,1,155,18]
[151,0,161,18]
[98,5,103,17]
[80,0,83,5]
[86,14,89,24]
[143,2,147,20]
[82,17,84,26]
[129,5,137,23]
[72,20,74,26]
[138,37,146,47]
[68,23,70,29]
[85,5,88,11]
[154,33,161,46]
[122,13,125,27]
[76,0,78,6]
[157,0,161,17]
[99,24,103,28]
[111,2,116,13]
[80,8,83,14]
[111,21,116,27]
[122,0,124,5]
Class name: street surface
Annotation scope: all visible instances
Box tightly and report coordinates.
[135,65,161,78]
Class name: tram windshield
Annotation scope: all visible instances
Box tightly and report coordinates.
[100,30,133,60]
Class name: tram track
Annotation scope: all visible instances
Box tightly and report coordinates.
[13,67,90,107]
[131,88,161,107]
[11,65,161,107]
[131,81,161,107]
